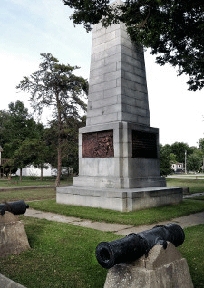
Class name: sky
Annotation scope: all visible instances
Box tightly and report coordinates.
[1,0,204,147]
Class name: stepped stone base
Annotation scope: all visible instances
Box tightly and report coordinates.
[56,186,182,212]
[104,243,193,288]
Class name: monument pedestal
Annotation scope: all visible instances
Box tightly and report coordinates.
[56,186,182,212]
[56,14,183,211]
[56,121,182,211]
[74,121,166,189]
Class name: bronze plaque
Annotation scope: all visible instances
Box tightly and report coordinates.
[132,130,157,158]
[82,130,114,158]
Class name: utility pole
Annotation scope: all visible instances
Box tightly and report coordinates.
[185,150,187,174]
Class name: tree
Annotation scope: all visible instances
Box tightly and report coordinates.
[62,0,204,91]
[187,150,202,172]
[160,144,173,176]
[170,142,190,164]
[0,101,45,180]
[13,137,48,181]
[16,53,88,187]
[0,110,10,148]
[43,114,85,177]
[61,115,86,173]
[198,138,204,172]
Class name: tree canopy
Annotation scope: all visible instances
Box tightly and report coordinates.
[160,141,204,175]
[16,53,88,186]
[62,0,204,91]
[0,101,44,178]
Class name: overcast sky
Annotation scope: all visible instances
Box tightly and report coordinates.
[1,0,204,147]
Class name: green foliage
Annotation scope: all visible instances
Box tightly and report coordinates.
[0,98,83,177]
[63,0,204,91]
[170,141,190,163]
[160,144,172,176]
[16,53,88,186]
[187,150,203,172]
[16,53,88,118]
[159,142,203,175]
[198,138,204,152]
[0,101,45,177]
[45,116,84,173]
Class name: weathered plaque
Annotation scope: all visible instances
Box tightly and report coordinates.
[132,130,157,158]
[82,130,114,158]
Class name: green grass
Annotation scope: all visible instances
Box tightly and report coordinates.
[0,176,73,187]
[1,217,203,288]
[28,198,204,226]
[1,176,203,194]
[0,187,56,202]
[167,177,204,194]
[0,179,204,287]
[179,225,204,288]
[0,217,118,288]
[1,184,204,226]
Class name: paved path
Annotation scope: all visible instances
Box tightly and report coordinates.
[25,208,204,235]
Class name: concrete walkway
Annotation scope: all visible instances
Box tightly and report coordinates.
[24,208,204,236]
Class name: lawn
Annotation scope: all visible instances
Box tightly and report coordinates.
[0,176,72,187]
[0,217,117,288]
[0,187,56,202]
[0,217,203,288]
[28,198,204,226]
[0,178,204,287]
[1,187,204,226]
[166,177,204,194]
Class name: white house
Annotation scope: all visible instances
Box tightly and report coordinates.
[15,164,73,177]
[15,164,52,177]
[171,163,184,172]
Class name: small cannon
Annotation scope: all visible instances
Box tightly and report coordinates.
[96,223,185,269]
[0,200,29,216]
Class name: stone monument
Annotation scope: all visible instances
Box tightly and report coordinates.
[56,11,182,211]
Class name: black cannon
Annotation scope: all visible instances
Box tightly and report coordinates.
[0,200,29,216]
[96,223,185,269]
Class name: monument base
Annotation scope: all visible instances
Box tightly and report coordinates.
[56,186,182,212]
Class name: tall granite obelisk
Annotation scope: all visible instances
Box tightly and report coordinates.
[56,16,182,211]
[74,20,164,189]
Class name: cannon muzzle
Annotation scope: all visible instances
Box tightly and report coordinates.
[0,200,29,216]
[96,223,185,269]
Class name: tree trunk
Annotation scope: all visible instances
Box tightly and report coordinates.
[20,168,23,181]
[40,164,43,181]
[55,146,62,187]
[55,91,63,188]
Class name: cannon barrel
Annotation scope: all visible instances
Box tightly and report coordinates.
[95,223,185,269]
[0,200,29,216]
